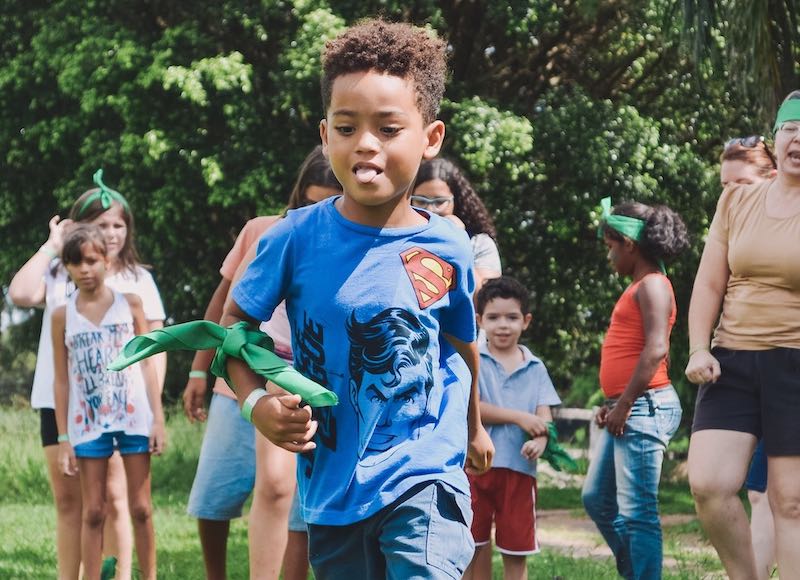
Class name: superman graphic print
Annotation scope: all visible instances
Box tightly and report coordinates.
[233,196,476,526]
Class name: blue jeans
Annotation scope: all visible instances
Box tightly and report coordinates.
[582,386,682,580]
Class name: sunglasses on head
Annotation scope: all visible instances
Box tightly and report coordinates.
[724,135,776,166]
[410,195,454,209]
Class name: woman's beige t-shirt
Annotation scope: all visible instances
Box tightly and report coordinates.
[709,180,800,350]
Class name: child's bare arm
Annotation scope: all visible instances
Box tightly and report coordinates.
[521,405,553,460]
[221,298,316,453]
[605,275,673,436]
[51,306,77,476]
[127,294,166,454]
[480,401,548,437]
[182,277,232,422]
[443,333,494,474]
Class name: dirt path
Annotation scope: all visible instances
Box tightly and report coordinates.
[536,509,723,576]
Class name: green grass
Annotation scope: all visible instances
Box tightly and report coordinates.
[0,404,722,578]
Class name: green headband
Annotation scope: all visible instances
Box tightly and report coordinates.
[773,100,800,133]
[76,169,130,218]
[598,197,665,274]
[598,197,645,241]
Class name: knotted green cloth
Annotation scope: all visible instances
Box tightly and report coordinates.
[540,422,580,473]
[598,196,645,241]
[108,321,338,407]
[598,196,665,274]
[77,169,131,218]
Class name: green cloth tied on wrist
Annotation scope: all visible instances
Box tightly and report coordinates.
[108,320,338,407]
[539,422,580,473]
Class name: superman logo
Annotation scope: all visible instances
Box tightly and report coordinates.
[400,247,454,309]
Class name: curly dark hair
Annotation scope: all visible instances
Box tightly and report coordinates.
[604,202,690,263]
[476,276,529,315]
[321,19,447,124]
[415,158,497,239]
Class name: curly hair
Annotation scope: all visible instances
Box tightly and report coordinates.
[415,158,497,239]
[605,202,689,263]
[321,19,447,124]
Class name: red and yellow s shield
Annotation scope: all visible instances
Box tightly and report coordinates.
[400,247,454,309]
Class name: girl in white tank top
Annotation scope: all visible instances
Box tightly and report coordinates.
[52,224,165,580]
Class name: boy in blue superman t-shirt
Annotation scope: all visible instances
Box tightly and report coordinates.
[221,19,494,579]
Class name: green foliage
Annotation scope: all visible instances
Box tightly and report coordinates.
[0,1,760,410]
[445,87,717,387]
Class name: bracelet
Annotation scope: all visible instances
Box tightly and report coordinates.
[188,370,208,379]
[689,345,710,356]
[57,434,69,443]
[241,388,269,423]
[39,245,57,259]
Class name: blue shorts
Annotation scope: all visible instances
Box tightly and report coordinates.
[187,393,256,520]
[308,481,474,580]
[745,440,768,493]
[288,488,307,533]
[73,431,150,458]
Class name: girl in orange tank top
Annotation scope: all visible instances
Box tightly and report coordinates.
[582,197,689,580]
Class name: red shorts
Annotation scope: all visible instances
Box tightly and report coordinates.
[468,467,539,554]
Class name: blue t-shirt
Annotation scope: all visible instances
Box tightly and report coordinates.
[232,197,477,525]
[478,343,561,478]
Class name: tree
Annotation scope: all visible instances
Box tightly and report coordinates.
[0,1,756,406]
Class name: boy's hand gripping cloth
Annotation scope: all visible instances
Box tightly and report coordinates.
[108,320,338,407]
[540,422,580,473]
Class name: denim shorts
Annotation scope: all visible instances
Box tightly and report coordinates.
[187,393,256,520]
[308,481,474,580]
[73,431,150,458]
[288,487,307,532]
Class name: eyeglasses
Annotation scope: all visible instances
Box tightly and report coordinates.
[724,135,776,167]
[776,122,800,137]
[410,195,454,210]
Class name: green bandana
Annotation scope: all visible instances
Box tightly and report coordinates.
[108,321,338,407]
[77,169,130,218]
[773,100,800,134]
[598,196,645,241]
[598,197,666,274]
[539,422,580,473]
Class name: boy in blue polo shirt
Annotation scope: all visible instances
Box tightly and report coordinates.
[221,19,493,579]
[465,277,561,580]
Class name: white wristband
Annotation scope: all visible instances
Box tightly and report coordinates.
[241,388,269,423]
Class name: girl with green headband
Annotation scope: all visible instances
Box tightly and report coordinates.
[583,199,688,580]
[8,170,166,580]
[687,90,800,580]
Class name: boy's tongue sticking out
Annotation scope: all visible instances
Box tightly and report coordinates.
[355,166,380,184]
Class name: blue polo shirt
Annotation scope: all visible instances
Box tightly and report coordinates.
[478,343,561,477]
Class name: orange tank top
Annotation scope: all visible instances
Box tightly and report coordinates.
[599,273,676,398]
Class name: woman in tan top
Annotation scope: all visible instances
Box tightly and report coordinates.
[686,91,800,580]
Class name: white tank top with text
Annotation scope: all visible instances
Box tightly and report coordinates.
[65,291,152,446]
